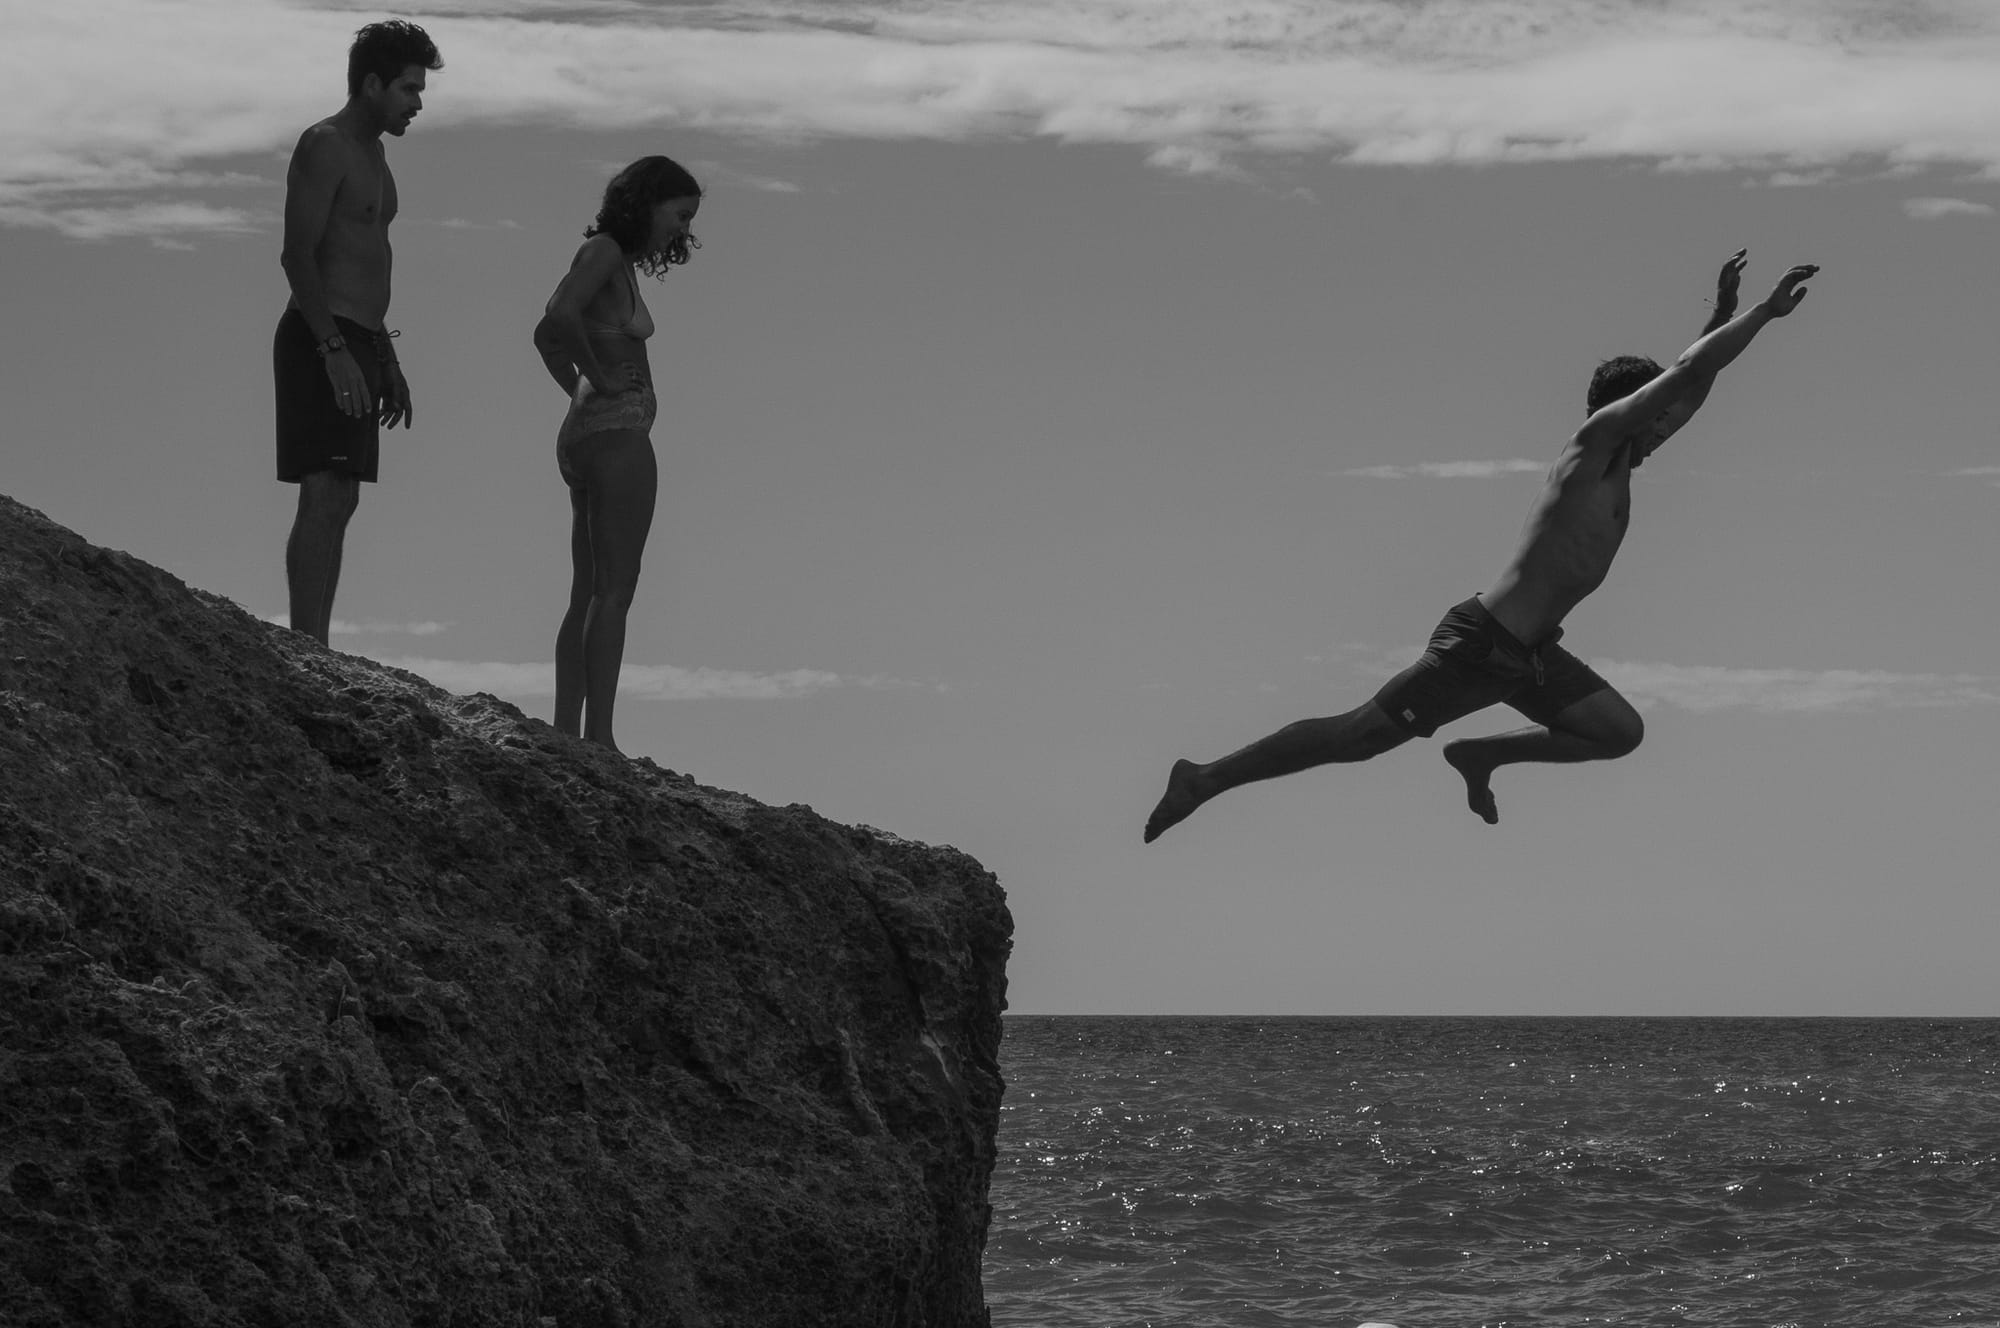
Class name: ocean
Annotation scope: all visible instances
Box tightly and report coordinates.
[984,1017,2000,1328]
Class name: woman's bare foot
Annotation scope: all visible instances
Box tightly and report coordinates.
[1441,740,1499,824]
[1143,759,1212,842]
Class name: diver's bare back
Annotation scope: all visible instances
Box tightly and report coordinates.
[292,119,397,327]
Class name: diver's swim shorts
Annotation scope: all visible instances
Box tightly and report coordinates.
[274,308,383,483]
[1371,597,1612,737]
[556,380,657,486]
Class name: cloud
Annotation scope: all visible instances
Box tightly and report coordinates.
[372,656,921,700]
[11,0,2000,236]
[1337,459,1547,479]
[1146,143,1254,180]
[0,200,260,242]
[264,615,453,636]
[1944,465,2000,488]
[1594,659,2000,713]
[335,619,453,637]
[1901,196,1995,220]
[691,160,804,193]
[1762,168,1838,188]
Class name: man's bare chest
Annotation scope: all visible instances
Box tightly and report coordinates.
[1553,453,1630,512]
[1583,476,1631,536]
[1607,477,1631,527]
[333,154,396,229]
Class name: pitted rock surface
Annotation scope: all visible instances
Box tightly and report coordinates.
[0,494,1012,1328]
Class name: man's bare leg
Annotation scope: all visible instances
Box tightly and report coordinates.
[1440,689,1643,824]
[285,471,361,646]
[1145,701,1411,842]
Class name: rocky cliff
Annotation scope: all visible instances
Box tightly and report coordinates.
[0,494,1012,1328]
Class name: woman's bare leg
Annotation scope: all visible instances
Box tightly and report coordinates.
[553,484,592,737]
[574,429,658,751]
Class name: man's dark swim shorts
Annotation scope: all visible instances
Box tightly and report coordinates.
[1371,597,1612,738]
[274,308,383,483]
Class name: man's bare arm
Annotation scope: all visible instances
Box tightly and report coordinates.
[375,168,410,428]
[1635,248,1750,462]
[1582,262,1818,450]
[377,334,412,430]
[280,127,372,419]
[280,128,348,345]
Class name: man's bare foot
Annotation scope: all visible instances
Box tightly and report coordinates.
[1144,759,1211,843]
[1441,741,1499,825]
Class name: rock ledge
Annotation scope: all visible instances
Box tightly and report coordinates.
[0,494,1012,1328]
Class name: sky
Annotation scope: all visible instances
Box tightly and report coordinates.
[5,0,1998,1015]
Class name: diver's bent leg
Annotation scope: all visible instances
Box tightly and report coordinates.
[1441,688,1642,823]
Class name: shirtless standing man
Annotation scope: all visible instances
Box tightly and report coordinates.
[275,20,441,644]
[1144,253,1819,841]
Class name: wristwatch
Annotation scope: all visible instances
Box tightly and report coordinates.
[315,333,347,358]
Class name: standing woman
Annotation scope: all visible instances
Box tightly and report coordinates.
[534,157,701,751]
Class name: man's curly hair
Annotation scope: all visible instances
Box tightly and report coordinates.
[1586,355,1664,415]
[347,20,441,98]
[585,156,704,278]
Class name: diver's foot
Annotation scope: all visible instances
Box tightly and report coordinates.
[1441,741,1499,825]
[1143,759,1211,843]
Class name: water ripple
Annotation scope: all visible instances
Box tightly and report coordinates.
[986,1017,2000,1328]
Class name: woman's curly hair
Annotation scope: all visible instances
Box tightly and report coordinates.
[585,156,703,278]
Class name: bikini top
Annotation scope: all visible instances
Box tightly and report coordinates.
[583,263,654,341]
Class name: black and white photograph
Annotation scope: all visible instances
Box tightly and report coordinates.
[3,2,1996,1324]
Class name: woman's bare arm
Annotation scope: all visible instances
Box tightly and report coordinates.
[533,234,631,397]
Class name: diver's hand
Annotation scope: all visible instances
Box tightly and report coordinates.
[1713,247,1747,315]
[1761,264,1819,317]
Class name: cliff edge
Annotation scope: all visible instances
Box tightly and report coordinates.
[0,494,1012,1327]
